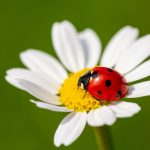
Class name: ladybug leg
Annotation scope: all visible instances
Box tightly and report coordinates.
[93,97,103,106]
[82,90,87,99]
[98,100,103,106]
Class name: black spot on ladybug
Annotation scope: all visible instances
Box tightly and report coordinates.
[97,91,102,95]
[116,91,122,98]
[105,80,111,87]
[108,68,113,72]
[91,71,99,79]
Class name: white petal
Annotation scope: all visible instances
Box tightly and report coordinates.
[6,68,59,94]
[79,28,102,68]
[95,106,116,125]
[20,49,67,83]
[54,112,87,147]
[127,81,150,98]
[18,79,61,105]
[109,101,141,118]
[115,35,150,74]
[125,60,150,82]
[52,21,85,72]
[30,100,72,112]
[101,26,138,68]
[87,106,116,127]
[5,75,22,89]
[87,110,104,126]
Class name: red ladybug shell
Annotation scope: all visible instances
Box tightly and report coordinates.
[87,67,128,101]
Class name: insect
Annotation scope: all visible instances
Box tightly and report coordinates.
[77,67,128,101]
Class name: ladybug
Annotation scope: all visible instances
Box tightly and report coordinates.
[77,67,128,101]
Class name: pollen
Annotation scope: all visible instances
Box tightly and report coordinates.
[58,68,106,112]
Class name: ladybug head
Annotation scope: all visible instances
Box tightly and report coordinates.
[77,70,99,90]
[77,71,92,90]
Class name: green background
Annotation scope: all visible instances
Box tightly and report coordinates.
[1,0,150,150]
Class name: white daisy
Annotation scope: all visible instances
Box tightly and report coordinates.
[5,20,150,147]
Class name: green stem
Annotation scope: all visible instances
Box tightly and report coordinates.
[93,126,114,150]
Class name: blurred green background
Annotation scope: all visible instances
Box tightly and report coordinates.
[1,0,150,150]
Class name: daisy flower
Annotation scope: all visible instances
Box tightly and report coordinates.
[5,20,150,147]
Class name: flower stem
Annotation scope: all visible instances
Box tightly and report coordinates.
[93,126,114,150]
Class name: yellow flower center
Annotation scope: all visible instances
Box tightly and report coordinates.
[58,68,108,112]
